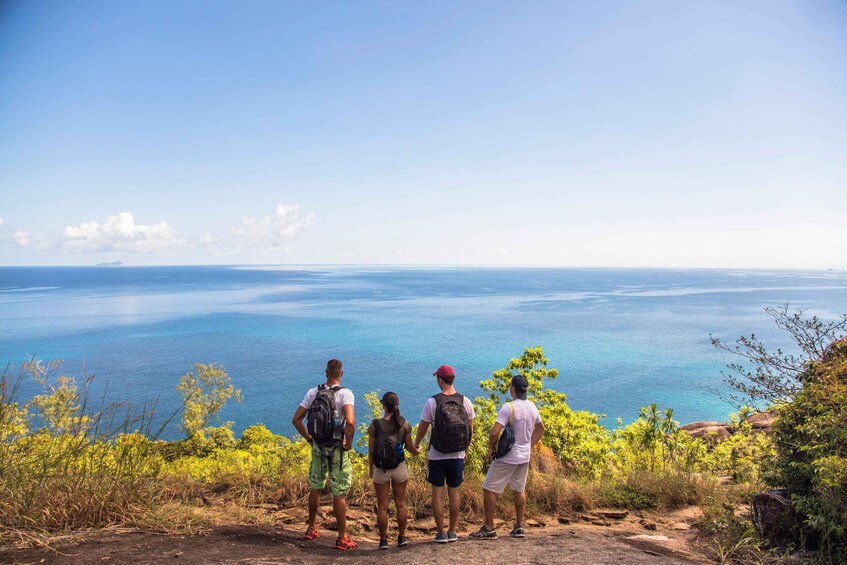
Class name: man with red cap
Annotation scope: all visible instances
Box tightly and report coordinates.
[414,364,475,543]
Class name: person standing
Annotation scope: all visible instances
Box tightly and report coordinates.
[368,392,420,549]
[470,374,544,540]
[291,359,358,550]
[414,364,475,543]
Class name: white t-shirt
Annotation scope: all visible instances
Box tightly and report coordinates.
[495,398,542,465]
[420,394,475,460]
[300,385,355,411]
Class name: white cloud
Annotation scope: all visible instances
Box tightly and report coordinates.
[0,217,5,226]
[63,212,180,253]
[233,204,314,247]
[14,230,30,247]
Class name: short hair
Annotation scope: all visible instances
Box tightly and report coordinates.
[438,374,455,386]
[326,359,343,376]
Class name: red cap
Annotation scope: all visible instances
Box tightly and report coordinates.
[433,365,455,378]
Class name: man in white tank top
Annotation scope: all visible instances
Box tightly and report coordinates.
[470,374,544,540]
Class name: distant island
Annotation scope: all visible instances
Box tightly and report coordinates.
[95,261,122,266]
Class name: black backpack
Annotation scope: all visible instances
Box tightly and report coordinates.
[430,393,471,453]
[494,402,516,459]
[307,384,345,448]
[373,419,404,471]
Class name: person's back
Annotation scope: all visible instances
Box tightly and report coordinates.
[291,359,358,550]
[414,365,475,543]
[494,398,541,466]
[471,374,544,540]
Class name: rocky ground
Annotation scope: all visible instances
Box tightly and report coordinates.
[1,506,711,564]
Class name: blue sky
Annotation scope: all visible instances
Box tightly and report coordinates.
[1,1,845,267]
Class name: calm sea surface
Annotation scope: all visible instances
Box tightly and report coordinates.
[2,266,846,439]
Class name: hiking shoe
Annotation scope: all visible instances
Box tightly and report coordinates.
[303,526,320,541]
[433,532,449,543]
[397,535,409,547]
[447,530,458,542]
[378,538,389,550]
[335,535,358,550]
[509,525,525,538]
[469,527,498,540]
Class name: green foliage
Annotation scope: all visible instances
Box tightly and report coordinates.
[770,338,847,560]
[176,363,243,437]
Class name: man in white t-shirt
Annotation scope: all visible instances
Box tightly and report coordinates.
[414,364,475,543]
[291,359,358,550]
[470,374,544,540]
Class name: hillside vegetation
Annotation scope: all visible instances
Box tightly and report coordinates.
[2,306,845,563]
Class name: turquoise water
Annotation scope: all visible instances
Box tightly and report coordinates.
[1,266,845,439]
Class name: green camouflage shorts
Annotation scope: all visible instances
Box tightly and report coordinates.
[308,444,352,496]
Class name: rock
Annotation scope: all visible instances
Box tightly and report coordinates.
[557,517,572,525]
[679,421,724,431]
[410,518,437,532]
[597,510,628,520]
[747,412,776,434]
[525,518,544,528]
[627,534,671,542]
[639,519,657,531]
[358,519,374,532]
[345,509,367,521]
[590,520,611,527]
[752,490,798,545]
[579,514,592,522]
[671,522,690,531]
[686,425,731,443]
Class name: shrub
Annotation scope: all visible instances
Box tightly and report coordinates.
[770,338,847,560]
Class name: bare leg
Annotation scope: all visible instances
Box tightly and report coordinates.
[307,489,321,528]
[393,480,409,538]
[514,490,526,527]
[432,485,445,534]
[447,486,461,532]
[483,488,498,530]
[333,495,348,539]
[374,481,390,539]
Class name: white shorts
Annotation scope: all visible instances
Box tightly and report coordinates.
[372,461,409,485]
[482,460,529,494]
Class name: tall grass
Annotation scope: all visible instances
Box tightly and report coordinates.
[0,362,167,542]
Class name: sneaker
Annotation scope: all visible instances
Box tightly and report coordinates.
[509,525,525,538]
[303,526,319,541]
[469,527,498,540]
[335,535,358,550]
[397,535,409,547]
[433,532,449,543]
[447,530,458,542]
[378,538,389,550]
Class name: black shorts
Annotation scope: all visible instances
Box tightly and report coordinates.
[427,458,465,488]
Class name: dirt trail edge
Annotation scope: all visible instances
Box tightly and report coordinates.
[2,523,708,565]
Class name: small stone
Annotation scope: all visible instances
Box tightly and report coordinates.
[590,520,611,527]
[640,520,657,531]
[525,518,543,528]
[557,517,572,525]
[173,552,182,558]
[597,510,628,520]
[671,522,690,531]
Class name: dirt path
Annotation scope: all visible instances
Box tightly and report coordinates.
[2,523,707,565]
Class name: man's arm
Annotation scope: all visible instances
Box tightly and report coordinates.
[488,422,503,459]
[531,421,545,447]
[414,420,430,450]
[342,404,355,450]
[291,406,311,443]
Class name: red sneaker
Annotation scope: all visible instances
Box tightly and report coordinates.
[335,535,358,550]
[304,526,320,541]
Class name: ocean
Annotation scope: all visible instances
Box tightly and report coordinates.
[1,266,845,439]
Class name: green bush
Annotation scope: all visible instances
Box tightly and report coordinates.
[770,338,847,560]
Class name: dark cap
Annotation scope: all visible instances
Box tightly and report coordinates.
[511,374,529,399]
[433,365,455,378]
